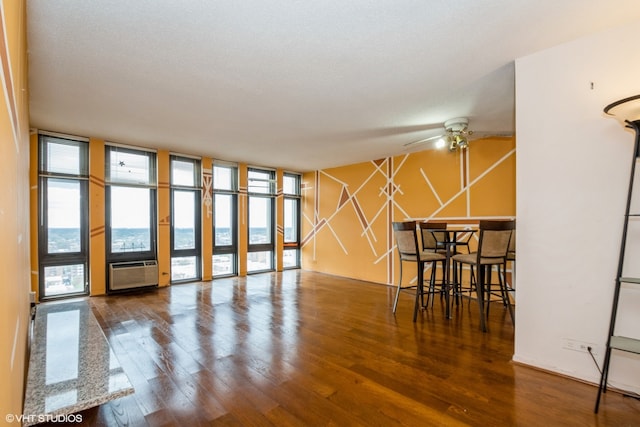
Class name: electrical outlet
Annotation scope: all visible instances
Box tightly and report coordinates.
[563,338,598,354]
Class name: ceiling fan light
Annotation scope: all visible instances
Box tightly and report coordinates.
[448,135,458,151]
[435,138,446,149]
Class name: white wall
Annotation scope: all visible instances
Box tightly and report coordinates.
[515,20,640,394]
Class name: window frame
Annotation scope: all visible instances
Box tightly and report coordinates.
[105,145,158,264]
[170,155,202,283]
[212,163,239,277]
[283,172,302,269]
[38,134,90,300]
[247,167,276,273]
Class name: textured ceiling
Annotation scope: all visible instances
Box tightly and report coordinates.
[26,0,640,171]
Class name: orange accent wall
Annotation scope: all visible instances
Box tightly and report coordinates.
[301,137,516,285]
[89,138,106,295]
[157,150,171,286]
[1,0,31,419]
[202,157,213,280]
[238,163,248,276]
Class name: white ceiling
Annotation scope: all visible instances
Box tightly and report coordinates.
[26,0,640,172]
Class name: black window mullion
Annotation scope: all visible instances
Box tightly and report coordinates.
[213,164,239,277]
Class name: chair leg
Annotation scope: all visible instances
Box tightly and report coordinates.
[459,264,475,307]
[469,265,476,295]
[436,262,443,306]
[498,264,509,307]
[451,260,458,306]
[485,266,492,317]
[499,263,515,325]
[501,260,516,299]
[393,260,404,313]
[452,260,462,307]
[439,259,446,302]
[458,262,465,303]
[476,264,487,332]
[508,259,516,301]
[413,261,424,322]
[455,262,468,304]
[427,264,436,308]
[419,271,425,309]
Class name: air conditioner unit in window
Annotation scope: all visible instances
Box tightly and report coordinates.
[108,260,158,291]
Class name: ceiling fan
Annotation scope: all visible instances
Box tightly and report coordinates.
[404,117,474,151]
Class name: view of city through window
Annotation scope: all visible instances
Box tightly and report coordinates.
[47,210,295,274]
[109,186,152,253]
[44,162,298,285]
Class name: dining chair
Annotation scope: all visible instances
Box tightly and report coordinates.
[451,219,515,332]
[418,221,448,307]
[451,228,474,254]
[419,221,447,253]
[392,221,447,321]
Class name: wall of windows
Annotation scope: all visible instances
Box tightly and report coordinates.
[170,156,201,282]
[34,134,302,298]
[212,163,238,277]
[38,135,89,299]
[247,168,275,273]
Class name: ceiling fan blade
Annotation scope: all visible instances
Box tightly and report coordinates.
[403,134,444,147]
[467,131,513,141]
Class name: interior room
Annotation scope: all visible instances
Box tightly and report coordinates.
[2,0,640,425]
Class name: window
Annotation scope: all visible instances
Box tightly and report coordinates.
[171,156,201,282]
[212,164,238,277]
[105,146,157,265]
[247,168,275,272]
[283,173,301,268]
[38,134,89,299]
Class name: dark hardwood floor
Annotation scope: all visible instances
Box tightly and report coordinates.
[45,270,639,426]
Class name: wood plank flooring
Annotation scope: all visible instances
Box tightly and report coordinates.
[39,270,639,426]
